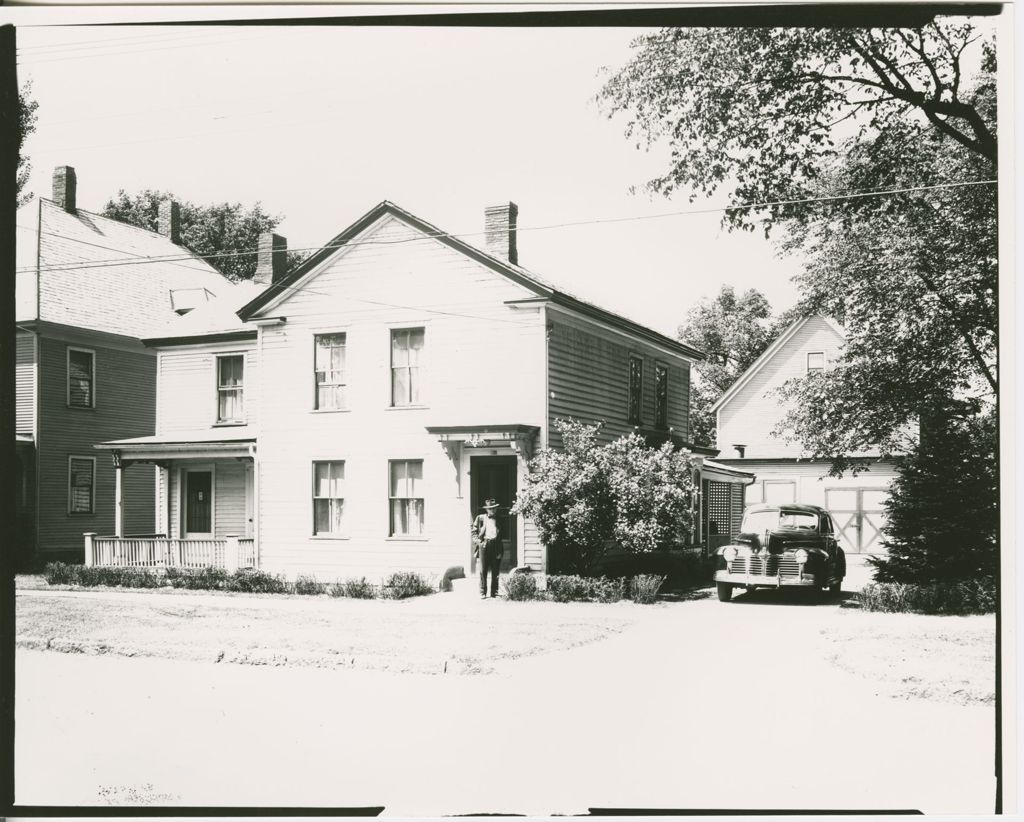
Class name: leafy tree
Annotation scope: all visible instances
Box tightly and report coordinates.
[598,21,996,230]
[102,190,305,281]
[17,82,39,207]
[677,285,799,446]
[868,412,996,583]
[773,107,996,473]
[512,419,695,573]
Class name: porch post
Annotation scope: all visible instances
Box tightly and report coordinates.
[83,533,95,567]
[112,450,124,539]
[224,535,239,574]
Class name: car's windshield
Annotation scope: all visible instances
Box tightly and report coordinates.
[742,509,819,533]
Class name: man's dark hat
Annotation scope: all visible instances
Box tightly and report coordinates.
[483,499,500,510]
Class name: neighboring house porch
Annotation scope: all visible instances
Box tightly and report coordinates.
[89,428,256,569]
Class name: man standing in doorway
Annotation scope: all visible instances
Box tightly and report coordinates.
[472,499,503,599]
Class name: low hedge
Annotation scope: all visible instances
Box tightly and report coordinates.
[44,562,161,589]
[503,573,666,604]
[42,562,433,599]
[587,549,714,591]
[858,579,995,615]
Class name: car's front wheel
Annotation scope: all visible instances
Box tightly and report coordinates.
[716,582,734,602]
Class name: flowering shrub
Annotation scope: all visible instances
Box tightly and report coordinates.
[513,419,696,573]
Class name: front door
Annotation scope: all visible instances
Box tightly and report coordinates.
[184,469,214,538]
[825,487,889,554]
[469,456,517,573]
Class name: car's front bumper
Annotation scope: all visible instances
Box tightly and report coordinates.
[714,570,818,588]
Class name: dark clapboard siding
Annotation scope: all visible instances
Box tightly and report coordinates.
[36,332,156,557]
[546,311,691,451]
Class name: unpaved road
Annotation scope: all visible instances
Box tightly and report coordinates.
[15,587,996,814]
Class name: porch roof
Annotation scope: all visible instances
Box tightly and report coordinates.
[425,424,540,441]
[95,425,257,453]
[701,458,756,482]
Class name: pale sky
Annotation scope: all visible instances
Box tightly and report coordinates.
[14,13,808,337]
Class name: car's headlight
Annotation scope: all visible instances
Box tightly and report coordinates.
[723,546,738,562]
[795,549,809,565]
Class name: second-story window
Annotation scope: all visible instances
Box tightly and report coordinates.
[315,333,347,410]
[68,348,95,408]
[217,354,245,423]
[391,328,424,407]
[628,355,643,424]
[807,352,825,374]
[655,363,668,429]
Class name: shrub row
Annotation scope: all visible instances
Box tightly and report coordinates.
[502,573,666,604]
[858,579,996,615]
[43,562,434,600]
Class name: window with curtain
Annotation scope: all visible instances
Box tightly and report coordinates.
[313,461,345,535]
[217,355,245,422]
[391,328,424,406]
[315,333,347,410]
[655,363,668,429]
[68,348,94,408]
[389,459,424,536]
[628,355,643,424]
[68,457,95,513]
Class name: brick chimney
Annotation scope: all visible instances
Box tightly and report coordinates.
[158,200,181,245]
[253,232,288,285]
[484,202,518,265]
[52,166,77,213]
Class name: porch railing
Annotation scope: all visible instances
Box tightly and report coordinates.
[84,534,256,570]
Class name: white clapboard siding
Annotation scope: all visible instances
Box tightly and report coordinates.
[254,214,546,580]
[157,345,257,434]
[214,461,248,538]
[16,331,36,436]
[717,315,845,459]
[740,459,899,508]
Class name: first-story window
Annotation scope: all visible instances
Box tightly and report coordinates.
[68,348,95,408]
[313,461,345,535]
[389,459,424,536]
[68,456,95,514]
[217,354,245,422]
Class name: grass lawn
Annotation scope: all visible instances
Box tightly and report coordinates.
[822,609,995,706]
[16,585,640,675]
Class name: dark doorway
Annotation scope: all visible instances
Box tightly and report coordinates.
[184,470,213,536]
[469,455,517,573]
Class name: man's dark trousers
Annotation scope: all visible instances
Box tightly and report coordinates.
[479,538,502,597]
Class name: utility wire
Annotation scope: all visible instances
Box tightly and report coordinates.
[15,178,997,276]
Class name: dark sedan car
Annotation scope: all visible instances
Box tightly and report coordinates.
[713,503,846,602]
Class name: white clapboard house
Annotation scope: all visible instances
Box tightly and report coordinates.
[711,314,898,555]
[91,200,751,580]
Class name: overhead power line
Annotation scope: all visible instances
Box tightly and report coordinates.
[15,178,997,276]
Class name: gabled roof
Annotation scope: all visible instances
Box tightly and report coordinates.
[710,314,844,413]
[236,200,704,361]
[18,198,232,338]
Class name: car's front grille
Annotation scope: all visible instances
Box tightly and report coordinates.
[728,555,800,577]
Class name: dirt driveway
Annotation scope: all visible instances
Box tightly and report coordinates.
[15,585,996,814]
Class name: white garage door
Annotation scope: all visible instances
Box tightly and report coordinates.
[825,487,889,554]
